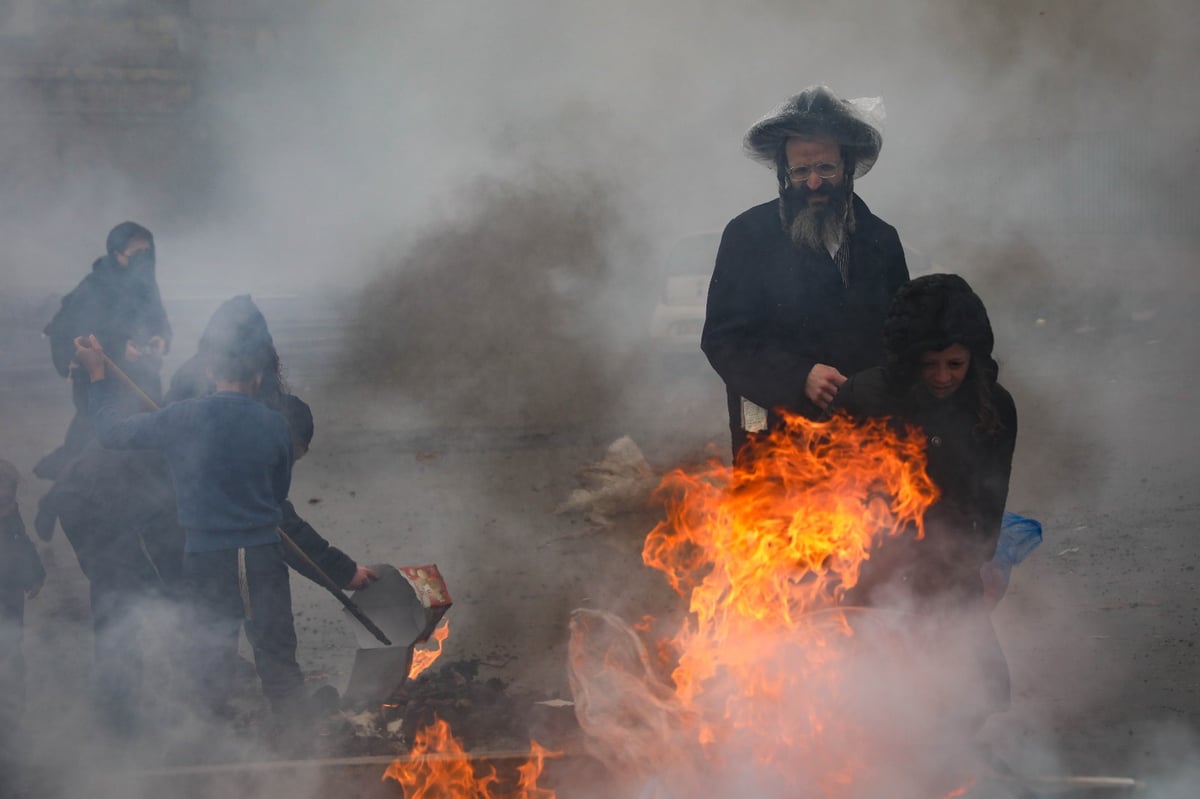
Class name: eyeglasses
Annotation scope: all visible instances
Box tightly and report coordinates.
[787,162,842,182]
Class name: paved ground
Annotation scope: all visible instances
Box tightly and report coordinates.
[2,285,1198,796]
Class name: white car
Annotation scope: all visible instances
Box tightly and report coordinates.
[649,232,722,356]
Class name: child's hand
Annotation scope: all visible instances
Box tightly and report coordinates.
[346,565,380,591]
[73,335,107,381]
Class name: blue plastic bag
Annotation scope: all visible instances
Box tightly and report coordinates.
[991,512,1043,569]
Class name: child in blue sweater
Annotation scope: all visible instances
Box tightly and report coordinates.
[75,333,309,735]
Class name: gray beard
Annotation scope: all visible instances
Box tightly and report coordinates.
[787,201,847,254]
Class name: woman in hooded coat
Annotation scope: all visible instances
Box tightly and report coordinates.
[831,273,1017,713]
[37,222,172,478]
[834,273,1016,602]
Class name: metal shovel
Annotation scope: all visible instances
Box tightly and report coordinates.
[341,564,452,707]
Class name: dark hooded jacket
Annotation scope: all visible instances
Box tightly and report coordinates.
[831,273,1017,601]
[163,296,360,589]
[44,254,172,393]
[701,195,908,454]
[833,368,1016,600]
[0,506,45,622]
[36,445,184,590]
[832,365,1017,717]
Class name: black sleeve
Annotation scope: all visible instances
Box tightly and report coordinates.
[278,499,358,589]
[826,368,892,421]
[826,373,862,419]
[884,229,910,295]
[8,511,46,592]
[44,289,82,378]
[975,387,1018,559]
[700,219,818,411]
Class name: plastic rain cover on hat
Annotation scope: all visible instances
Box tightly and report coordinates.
[743,85,886,178]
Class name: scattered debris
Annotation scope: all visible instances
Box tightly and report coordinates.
[555,436,659,526]
[340,708,405,744]
[320,658,575,758]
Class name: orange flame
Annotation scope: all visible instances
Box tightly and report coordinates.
[382,718,558,799]
[409,619,451,680]
[594,411,943,793]
[643,412,937,705]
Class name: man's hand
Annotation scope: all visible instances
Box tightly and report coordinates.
[346,565,380,591]
[73,335,107,381]
[147,335,168,357]
[805,364,847,409]
[26,578,44,600]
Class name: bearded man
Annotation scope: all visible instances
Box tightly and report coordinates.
[701,86,910,459]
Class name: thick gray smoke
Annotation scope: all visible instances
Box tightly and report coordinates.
[339,168,646,432]
[1,0,1198,797]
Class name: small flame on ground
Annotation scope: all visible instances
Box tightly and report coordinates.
[409,619,451,680]
[382,717,558,798]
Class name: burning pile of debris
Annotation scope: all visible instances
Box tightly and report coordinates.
[561,412,1118,799]
[329,656,579,759]
[316,562,582,774]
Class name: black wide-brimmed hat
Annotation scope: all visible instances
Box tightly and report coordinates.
[743,85,884,178]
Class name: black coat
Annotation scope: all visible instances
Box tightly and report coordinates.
[0,507,45,623]
[37,446,184,590]
[832,367,1017,601]
[44,255,172,395]
[701,196,909,453]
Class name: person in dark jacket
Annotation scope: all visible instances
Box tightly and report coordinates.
[34,446,184,737]
[831,273,1017,715]
[157,296,371,746]
[75,331,305,740]
[32,394,369,744]
[166,296,377,591]
[702,86,909,460]
[36,222,172,479]
[0,459,46,792]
